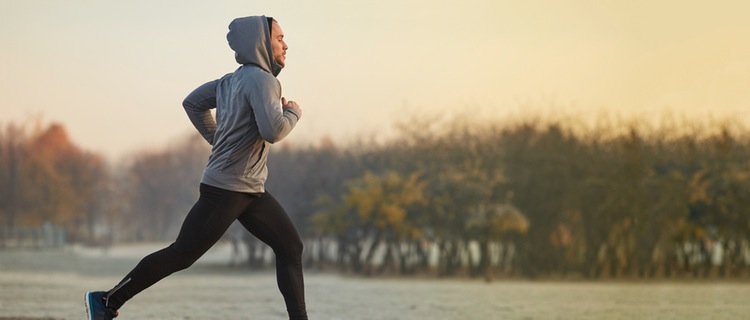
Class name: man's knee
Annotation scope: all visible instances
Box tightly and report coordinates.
[276,237,304,261]
[166,243,204,271]
[287,237,304,257]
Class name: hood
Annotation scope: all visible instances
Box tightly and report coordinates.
[227,16,283,77]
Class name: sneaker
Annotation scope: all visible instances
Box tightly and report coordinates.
[84,291,118,320]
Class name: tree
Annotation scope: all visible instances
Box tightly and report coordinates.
[466,203,529,282]
[313,171,427,274]
[119,135,208,241]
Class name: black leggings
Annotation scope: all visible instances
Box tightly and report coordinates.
[105,183,307,319]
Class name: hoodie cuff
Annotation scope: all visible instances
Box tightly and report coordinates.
[286,108,301,121]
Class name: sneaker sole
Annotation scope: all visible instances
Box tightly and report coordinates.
[84,292,94,320]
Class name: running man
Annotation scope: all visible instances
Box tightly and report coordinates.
[85,15,308,320]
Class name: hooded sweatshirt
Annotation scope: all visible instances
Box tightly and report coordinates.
[182,16,300,193]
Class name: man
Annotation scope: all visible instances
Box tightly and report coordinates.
[85,16,308,320]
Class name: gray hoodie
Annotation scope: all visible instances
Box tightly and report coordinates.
[182,16,300,193]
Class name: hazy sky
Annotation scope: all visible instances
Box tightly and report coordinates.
[3,0,750,160]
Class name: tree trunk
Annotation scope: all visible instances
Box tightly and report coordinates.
[481,239,493,282]
[377,240,394,274]
[362,231,382,275]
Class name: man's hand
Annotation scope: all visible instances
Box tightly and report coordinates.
[282,97,302,119]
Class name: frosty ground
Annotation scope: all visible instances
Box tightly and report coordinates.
[0,243,748,320]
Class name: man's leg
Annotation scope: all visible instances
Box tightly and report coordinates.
[105,184,257,310]
[238,191,307,320]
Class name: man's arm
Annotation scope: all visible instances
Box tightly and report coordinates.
[248,75,301,143]
[182,80,218,145]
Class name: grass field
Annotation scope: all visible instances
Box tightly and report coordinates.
[1,243,748,320]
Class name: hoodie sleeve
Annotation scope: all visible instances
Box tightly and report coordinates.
[248,74,300,143]
[183,80,219,145]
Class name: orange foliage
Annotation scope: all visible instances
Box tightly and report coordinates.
[0,122,106,230]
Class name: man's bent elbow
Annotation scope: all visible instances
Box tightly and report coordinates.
[260,132,285,144]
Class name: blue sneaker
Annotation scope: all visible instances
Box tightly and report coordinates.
[84,291,118,320]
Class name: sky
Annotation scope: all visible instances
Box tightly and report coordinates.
[2,0,750,161]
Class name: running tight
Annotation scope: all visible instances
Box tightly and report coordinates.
[105,183,307,319]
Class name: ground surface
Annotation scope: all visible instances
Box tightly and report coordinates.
[0,243,748,319]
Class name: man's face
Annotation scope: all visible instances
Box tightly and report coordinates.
[270,21,288,67]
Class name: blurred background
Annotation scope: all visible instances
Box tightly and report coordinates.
[3,0,750,284]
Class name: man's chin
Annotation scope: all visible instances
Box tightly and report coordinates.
[276,58,286,67]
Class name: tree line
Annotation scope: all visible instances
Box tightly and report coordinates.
[1,115,749,280]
